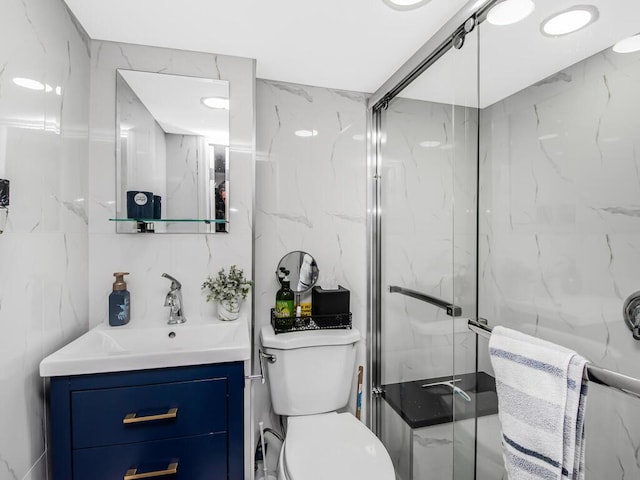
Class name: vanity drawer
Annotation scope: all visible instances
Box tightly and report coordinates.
[73,433,227,480]
[71,378,227,449]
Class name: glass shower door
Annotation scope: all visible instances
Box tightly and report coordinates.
[372,17,479,480]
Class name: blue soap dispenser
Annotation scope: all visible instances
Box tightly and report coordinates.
[109,272,130,326]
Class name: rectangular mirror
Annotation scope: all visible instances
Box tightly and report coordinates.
[115,69,230,233]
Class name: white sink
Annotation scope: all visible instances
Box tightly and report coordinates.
[40,315,251,377]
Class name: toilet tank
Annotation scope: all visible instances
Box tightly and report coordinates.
[260,325,361,416]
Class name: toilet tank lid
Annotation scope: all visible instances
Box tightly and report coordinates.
[260,325,360,350]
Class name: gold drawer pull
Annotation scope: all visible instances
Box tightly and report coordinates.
[124,462,178,480]
[122,407,178,424]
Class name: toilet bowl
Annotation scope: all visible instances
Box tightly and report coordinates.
[260,325,394,480]
[276,412,394,480]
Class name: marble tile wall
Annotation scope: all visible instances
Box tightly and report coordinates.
[479,45,640,479]
[254,80,367,440]
[382,402,503,480]
[88,41,255,327]
[0,0,90,479]
[380,97,478,386]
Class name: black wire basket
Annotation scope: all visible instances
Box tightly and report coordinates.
[270,308,352,334]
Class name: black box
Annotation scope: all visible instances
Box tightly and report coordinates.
[312,285,350,317]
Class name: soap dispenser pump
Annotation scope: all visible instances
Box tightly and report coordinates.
[109,272,130,326]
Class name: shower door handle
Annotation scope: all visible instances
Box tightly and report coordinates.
[388,285,462,317]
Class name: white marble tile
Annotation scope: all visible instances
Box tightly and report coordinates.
[254,79,367,429]
[88,40,255,323]
[0,1,90,479]
[21,453,47,480]
[479,45,640,478]
[379,97,478,385]
[384,399,504,480]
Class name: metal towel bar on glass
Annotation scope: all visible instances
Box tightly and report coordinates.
[468,318,640,399]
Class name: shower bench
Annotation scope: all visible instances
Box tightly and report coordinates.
[382,371,503,480]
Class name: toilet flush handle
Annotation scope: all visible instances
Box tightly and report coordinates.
[257,350,277,385]
[260,350,277,363]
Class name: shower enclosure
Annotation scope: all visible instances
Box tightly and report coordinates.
[368,0,640,478]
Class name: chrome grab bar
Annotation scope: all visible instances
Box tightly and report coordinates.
[468,318,640,399]
[388,285,462,317]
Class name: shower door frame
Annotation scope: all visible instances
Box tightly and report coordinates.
[365,0,500,445]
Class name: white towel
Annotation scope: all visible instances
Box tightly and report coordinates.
[489,326,589,480]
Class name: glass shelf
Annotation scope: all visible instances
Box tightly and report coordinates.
[109,218,228,224]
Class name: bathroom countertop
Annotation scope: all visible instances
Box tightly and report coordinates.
[40,314,251,377]
[382,371,498,429]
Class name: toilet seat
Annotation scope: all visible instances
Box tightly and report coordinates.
[281,412,394,480]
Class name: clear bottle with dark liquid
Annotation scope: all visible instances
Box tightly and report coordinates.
[275,269,294,330]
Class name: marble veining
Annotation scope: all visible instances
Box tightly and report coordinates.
[268,81,314,102]
[116,45,133,69]
[332,89,367,104]
[533,71,572,87]
[88,40,255,326]
[599,206,640,218]
[259,210,313,228]
[19,0,46,54]
[0,452,19,480]
[58,196,88,224]
[605,233,623,299]
[255,78,367,427]
[326,212,365,224]
[480,43,640,478]
[0,1,91,479]
[380,95,478,386]
[212,55,221,80]
[534,104,570,182]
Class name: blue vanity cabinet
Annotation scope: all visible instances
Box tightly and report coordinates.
[50,362,244,480]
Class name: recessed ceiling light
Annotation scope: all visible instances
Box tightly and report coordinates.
[382,0,431,11]
[541,6,598,37]
[295,129,318,138]
[419,140,441,148]
[13,77,46,91]
[487,0,535,26]
[201,97,229,109]
[613,34,640,53]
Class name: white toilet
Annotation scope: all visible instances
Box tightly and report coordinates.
[260,325,395,480]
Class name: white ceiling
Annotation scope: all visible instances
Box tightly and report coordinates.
[63,0,470,94]
[64,0,640,106]
[401,0,640,108]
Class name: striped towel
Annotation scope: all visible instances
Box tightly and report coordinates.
[489,326,589,480]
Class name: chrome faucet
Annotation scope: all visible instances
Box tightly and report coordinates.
[162,273,185,324]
